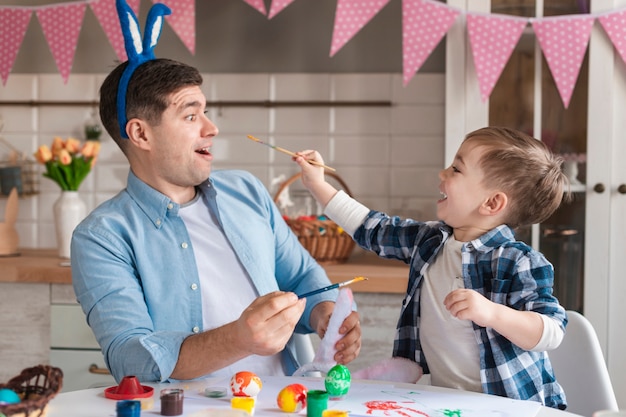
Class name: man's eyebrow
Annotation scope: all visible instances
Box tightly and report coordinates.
[175,99,203,112]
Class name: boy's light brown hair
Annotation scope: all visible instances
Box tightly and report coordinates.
[464,126,571,229]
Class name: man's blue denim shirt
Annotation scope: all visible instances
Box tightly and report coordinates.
[71,169,336,382]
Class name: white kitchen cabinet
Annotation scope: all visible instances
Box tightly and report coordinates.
[445,0,625,408]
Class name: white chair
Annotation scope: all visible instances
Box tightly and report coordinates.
[549,310,619,417]
[293,333,316,364]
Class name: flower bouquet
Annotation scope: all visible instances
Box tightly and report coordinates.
[34,137,101,191]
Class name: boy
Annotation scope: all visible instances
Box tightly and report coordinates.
[294,127,569,409]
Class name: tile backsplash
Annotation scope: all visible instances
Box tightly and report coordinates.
[0,72,445,250]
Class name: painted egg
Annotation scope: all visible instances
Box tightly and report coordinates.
[0,388,21,405]
[324,364,351,399]
[276,383,307,413]
[230,371,262,397]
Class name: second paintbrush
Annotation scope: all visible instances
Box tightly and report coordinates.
[247,135,336,171]
[297,276,368,299]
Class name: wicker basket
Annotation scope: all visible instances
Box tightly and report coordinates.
[0,365,63,417]
[274,172,355,265]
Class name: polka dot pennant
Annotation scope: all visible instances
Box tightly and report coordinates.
[36,2,87,84]
[467,13,528,102]
[531,15,595,108]
[402,0,460,86]
[243,0,267,16]
[268,0,297,20]
[598,9,626,68]
[152,0,195,55]
[0,7,32,85]
[329,0,392,57]
[90,0,140,62]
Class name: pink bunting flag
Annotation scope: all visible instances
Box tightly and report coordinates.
[268,0,297,19]
[402,0,460,86]
[598,9,626,68]
[36,2,87,83]
[90,0,140,62]
[467,13,528,102]
[152,0,196,55]
[329,0,392,57]
[0,7,32,85]
[531,15,595,108]
[243,0,267,16]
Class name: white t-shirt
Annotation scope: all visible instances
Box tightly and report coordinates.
[179,191,284,377]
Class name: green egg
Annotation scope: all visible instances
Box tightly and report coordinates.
[324,364,351,399]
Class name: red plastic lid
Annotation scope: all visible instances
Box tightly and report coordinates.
[104,375,154,400]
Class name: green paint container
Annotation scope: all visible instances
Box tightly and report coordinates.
[306,390,329,417]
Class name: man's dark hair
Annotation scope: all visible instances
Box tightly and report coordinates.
[99,58,203,151]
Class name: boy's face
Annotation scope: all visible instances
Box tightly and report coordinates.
[436,139,498,239]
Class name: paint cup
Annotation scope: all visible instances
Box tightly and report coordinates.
[160,388,184,416]
[116,400,141,417]
[306,390,329,417]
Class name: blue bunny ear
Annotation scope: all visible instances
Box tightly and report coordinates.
[116,0,143,58]
[115,0,172,139]
[143,3,171,59]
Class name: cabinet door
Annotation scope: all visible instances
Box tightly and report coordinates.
[586,0,626,407]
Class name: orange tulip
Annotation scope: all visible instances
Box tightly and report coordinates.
[51,136,65,155]
[58,149,72,165]
[34,145,53,163]
[65,137,81,154]
[81,140,101,158]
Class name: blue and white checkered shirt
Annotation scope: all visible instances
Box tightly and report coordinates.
[353,212,567,409]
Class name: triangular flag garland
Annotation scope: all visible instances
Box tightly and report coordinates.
[152,0,195,55]
[3,0,626,105]
[0,8,32,86]
[268,0,298,20]
[90,0,140,62]
[36,2,87,84]
[467,13,528,103]
[243,0,267,16]
[531,15,595,108]
[329,0,392,57]
[402,0,460,86]
[598,10,626,69]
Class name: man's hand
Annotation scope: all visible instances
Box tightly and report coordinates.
[311,302,361,365]
[234,291,307,356]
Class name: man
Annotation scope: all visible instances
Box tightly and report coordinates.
[71,55,361,382]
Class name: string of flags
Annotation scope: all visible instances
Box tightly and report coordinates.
[2,0,626,108]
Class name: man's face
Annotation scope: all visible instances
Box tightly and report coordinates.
[144,85,218,194]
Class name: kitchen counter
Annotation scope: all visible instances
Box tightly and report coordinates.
[0,249,409,293]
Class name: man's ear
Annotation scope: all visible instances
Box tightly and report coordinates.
[480,191,508,216]
[126,118,151,150]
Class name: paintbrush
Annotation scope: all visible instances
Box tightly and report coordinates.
[297,276,368,299]
[246,135,336,171]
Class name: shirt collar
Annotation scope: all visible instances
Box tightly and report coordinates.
[467,224,516,252]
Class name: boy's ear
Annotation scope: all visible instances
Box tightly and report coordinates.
[480,191,508,216]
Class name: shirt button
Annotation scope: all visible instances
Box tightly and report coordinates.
[182,242,188,249]
[155,219,161,226]
[167,203,174,210]
[191,283,198,290]
[192,326,200,333]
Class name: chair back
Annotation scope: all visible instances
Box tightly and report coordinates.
[549,310,618,416]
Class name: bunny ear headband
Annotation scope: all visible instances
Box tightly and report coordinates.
[116,0,171,139]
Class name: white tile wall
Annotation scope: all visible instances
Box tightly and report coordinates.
[0,72,445,249]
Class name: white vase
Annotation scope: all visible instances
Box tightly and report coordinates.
[53,191,86,259]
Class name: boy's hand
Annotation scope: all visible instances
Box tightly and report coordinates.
[444,288,496,327]
[293,150,339,207]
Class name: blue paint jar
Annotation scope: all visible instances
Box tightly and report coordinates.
[116,400,141,417]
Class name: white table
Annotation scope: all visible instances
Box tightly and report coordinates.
[46,376,583,417]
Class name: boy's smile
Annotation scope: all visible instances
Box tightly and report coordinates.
[436,139,505,242]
